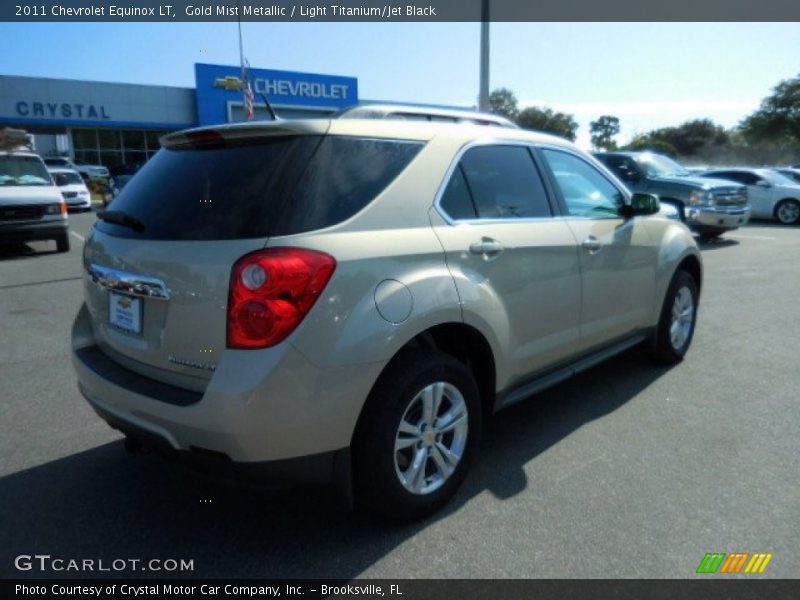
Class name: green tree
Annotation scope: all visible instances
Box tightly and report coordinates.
[624,119,728,157]
[488,88,519,121]
[741,73,800,145]
[654,119,729,156]
[589,115,620,150]
[516,106,578,141]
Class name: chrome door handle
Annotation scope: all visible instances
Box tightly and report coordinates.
[469,238,504,256]
[581,236,602,253]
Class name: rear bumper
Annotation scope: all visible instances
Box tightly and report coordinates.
[90,398,347,486]
[71,303,385,468]
[686,205,751,231]
[0,219,68,242]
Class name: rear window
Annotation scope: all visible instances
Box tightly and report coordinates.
[95,135,423,240]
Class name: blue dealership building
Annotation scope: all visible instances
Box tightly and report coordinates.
[0,63,360,167]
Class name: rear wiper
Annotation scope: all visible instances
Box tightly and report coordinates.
[96,210,146,233]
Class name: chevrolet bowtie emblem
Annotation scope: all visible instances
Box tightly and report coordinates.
[213,76,243,91]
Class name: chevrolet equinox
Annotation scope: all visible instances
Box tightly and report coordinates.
[71,118,702,519]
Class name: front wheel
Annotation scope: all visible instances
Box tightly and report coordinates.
[353,350,482,520]
[652,270,698,364]
[774,199,800,225]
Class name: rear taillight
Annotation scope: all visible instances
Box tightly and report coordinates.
[227,248,336,349]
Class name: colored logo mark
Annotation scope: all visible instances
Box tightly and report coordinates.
[696,552,773,574]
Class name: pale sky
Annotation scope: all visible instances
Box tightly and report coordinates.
[1,21,799,149]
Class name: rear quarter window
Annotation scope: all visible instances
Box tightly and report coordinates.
[96,135,423,240]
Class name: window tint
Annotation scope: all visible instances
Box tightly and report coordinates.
[541,149,624,218]
[458,145,552,219]
[440,165,477,220]
[96,135,423,240]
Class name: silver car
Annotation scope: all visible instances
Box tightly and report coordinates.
[71,118,702,519]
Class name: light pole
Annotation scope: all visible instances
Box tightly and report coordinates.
[478,0,490,111]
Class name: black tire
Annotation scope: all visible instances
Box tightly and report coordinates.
[652,270,699,364]
[352,349,482,520]
[56,233,70,253]
[774,199,800,225]
[695,226,724,242]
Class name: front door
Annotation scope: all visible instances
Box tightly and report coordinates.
[538,147,657,353]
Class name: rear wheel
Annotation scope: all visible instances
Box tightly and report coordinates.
[353,350,481,520]
[56,233,70,253]
[652,270,698,364]
[774,199,800,225]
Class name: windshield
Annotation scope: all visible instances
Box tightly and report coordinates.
[52,171,84,186]
[634,154,690,178]
[0,155,53,187]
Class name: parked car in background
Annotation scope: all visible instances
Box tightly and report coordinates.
[1,149,69,252]
[109,162,145,192]
[700,168,800,225]
[594,151,750,240]
[44,156,110,180]
[48,167,92,211]
[72,117,702,519]
[773,167,800,185]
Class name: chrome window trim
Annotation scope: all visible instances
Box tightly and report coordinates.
[87,263,171,301]
[433,138,561,226]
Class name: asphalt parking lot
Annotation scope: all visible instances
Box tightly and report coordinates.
[0,211,798,579]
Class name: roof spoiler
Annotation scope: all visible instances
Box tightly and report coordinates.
[160,120,330,149]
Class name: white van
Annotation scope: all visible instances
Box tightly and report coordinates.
[48,167,92,211]
[0,146,70,252]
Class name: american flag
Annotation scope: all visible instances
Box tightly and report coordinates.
[241,59,255,121]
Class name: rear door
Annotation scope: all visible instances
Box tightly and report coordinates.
[431,143,582,384]
[538,146,657,352]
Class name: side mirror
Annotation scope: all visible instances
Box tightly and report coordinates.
[755,180,772,188]
[622,193,660,217]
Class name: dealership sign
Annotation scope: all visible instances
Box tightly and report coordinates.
[195,63,358,125]
[15,101,110,120]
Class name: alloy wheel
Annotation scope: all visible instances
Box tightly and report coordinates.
[394,381,469,495]
[670,286,695,351]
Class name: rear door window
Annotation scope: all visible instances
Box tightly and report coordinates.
[96,135,423,240]
[439,165,478,220]
[457,145,552,219]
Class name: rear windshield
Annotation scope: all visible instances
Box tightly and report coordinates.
[0,155,53,187]
[95,135,424,240]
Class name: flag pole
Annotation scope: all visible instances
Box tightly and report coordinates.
[237,2,245,73]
